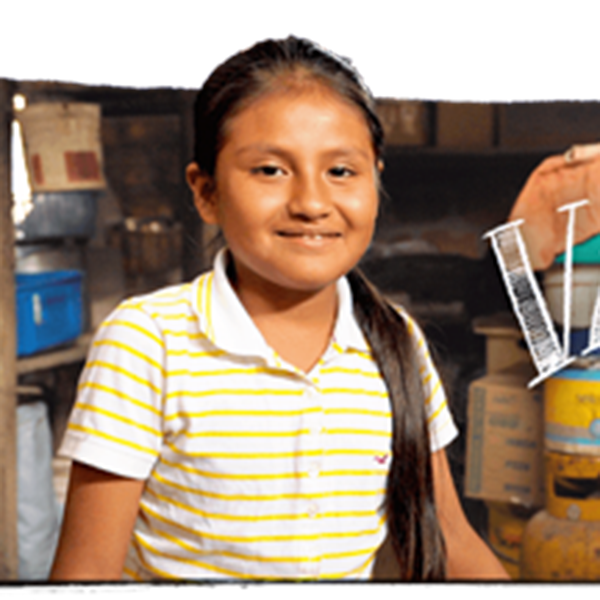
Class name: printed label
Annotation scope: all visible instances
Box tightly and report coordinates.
[31,154,44,185]
[64,151,100,182]
[32,293,43,325]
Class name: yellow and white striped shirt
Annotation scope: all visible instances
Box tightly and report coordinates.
[59,249,457,581]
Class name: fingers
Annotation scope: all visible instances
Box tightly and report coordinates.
[507,152,600,270]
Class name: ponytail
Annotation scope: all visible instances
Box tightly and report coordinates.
[347,269,446,580]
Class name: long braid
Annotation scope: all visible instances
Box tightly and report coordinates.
[347,269,446,580]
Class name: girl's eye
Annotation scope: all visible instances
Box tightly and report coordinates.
[329,166,355,178]
[252,165,284,176]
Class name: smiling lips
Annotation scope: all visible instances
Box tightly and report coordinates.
[276,231,341,240]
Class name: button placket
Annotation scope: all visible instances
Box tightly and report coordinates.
[303,385,324,479]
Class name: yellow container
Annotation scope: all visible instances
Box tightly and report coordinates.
[520,452,600,581]
[545,369,600,456]
[486,501,535,580]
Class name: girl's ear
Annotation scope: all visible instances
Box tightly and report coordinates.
[186,162,219,225]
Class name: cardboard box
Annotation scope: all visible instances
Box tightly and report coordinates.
[464,363,544,508]
[436,102,495,148]
[472,312,530,374]
[375,99,430,146]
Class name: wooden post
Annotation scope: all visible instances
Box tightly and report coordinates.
[0,78,18,580]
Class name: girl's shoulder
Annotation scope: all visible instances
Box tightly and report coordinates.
[98,273,212,340]
[117,271,214,317]
[387,300,422,340]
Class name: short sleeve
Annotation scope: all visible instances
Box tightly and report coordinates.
[400,309,459,453]
[58,299,166,479]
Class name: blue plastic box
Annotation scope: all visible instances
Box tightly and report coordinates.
[16,270,83,357]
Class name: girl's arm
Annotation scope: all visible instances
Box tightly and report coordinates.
[431,448,510,580]
[50,461,145,581]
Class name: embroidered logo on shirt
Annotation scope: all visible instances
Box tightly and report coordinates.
[374,453,390,465]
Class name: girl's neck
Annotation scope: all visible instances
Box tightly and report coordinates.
[227,257,339,373]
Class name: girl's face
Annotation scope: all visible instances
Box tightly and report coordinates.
[188,83,380,296]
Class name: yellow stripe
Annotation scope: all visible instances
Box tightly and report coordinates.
[73,402,161,436]
[320,366,380,378]
[427,397,448,425]
[165,388,303,401]
[156,456,386,481]
[86,360,162,395]
[347,348,372,361]
[163,441,385,460]
[424,379,442,406]
[332,342,372,361]
[145,299,192,311]
[134,534,265,580]
[181,428,313,439]
[431,413,453,435]
[77,381,161,416]
[206,272,215,342]
[140,501,386,544]
[93,339,165,374]
[151,468,384,501]
[325,428,391,437]
[166,366,297,379]
[122,566,143,581]
[162,330,207,339]
[324,407,391,418]
[149,523,379,566]
[164,406,322,421]
[176,427,390,439]
[195,273,205,316]
[67,423,158,456]
[145,486,378,522]
[165,406,390,422]
[167,349,225,358]
[321,388,387,398]
[149,312,196,321]
[100,319,163,346]
[131,542,179,580]
[145,298,192,310]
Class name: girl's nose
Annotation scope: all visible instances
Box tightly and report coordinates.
[287,173,331,220]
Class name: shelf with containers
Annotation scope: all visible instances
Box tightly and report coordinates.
[0,78,203,580]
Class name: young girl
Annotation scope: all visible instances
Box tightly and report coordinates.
[50,36,508,582]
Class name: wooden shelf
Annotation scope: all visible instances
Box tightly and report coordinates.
[17,332,93,375]
[384,145,567,157]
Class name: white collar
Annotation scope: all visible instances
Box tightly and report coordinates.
[195,248,370,365]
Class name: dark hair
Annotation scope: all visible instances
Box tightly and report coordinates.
[193,36,446,580]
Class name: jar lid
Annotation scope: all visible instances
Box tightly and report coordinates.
[555,234,600,264]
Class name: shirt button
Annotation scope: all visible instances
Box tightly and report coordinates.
[310,424,323,436]
[308,461,321,477]
[307,502,319,517]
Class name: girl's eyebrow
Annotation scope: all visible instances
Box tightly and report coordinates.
[235,144,372,161]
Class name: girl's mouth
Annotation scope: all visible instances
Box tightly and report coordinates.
[276,231,341,240]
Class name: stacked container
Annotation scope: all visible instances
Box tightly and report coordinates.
[14,102,106,355]
[520,237,600,580]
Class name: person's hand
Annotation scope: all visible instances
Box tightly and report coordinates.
[508,144,600,271]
